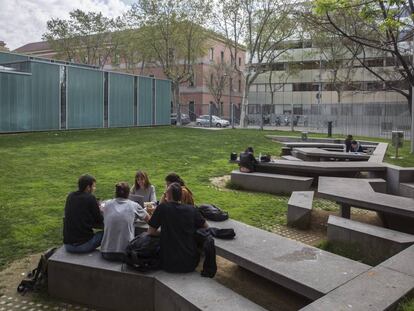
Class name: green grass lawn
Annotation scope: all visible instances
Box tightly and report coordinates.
[0,127,413,271]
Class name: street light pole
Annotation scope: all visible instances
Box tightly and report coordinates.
[229,77,234,129]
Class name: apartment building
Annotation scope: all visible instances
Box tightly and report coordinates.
[248,40,408,116]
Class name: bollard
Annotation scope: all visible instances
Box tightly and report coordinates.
[327,121,333,137]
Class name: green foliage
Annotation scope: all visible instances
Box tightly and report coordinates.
[43,10,124,68]
[398,297,414,311]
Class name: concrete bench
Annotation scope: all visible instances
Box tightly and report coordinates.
[368,142,388,163]
[48,247,265,311]
[281,155,303,161]
[400,182,414,198]
[255,160,386,178]
[287,191,314,229]
[230,170,313,194]
[208,219,370,300]
[318,176,414,233]
[301,244,414,311]
[327,215,414,265]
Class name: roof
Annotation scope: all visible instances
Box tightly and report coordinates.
[14,41,51,53]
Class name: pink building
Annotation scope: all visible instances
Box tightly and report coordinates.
[15,36,246,120]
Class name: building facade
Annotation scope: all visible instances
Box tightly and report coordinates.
[15,36,246,121]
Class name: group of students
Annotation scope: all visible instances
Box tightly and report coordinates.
[63,171,207,273]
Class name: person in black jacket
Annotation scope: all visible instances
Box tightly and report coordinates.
[239,146,258,173]
[148,182,208,273]
[63,174,104,253]
[344,135,353,152]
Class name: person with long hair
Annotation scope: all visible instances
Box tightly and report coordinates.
[160,173,194,206]
[130,170,157,203]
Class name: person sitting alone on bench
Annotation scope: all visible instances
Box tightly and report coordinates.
[148,182,208,273]
[63,174,104,253]
[101,182,150,262]
[239,146,258,173]
[350,140,363,153]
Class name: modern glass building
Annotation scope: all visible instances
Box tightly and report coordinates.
[0,52,171,133]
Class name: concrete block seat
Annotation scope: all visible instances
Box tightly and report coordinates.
[368,142,388,163]
[281,155,303,161]
[254,160,386,178]
[327,215,414,264]
[230,170,313,194]
[318,176,414,233]
[208,219,371,300]
[399,182,414,199]
[287,191,314,229]
[301,245,414,311]
[48,247,265,311]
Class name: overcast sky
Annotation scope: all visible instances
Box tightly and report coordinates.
[0,0,133,50]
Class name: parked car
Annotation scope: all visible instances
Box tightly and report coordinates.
[196,115,230,127]
[171,113,191,125]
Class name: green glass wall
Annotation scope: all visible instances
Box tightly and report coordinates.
[31,62,60,130]
[155,79,171,125]
[0,52,171,133]
[138,76,153,126]
[0,71,31,132]
[67,66,104,129]
[0,52,28,64]
[109,72,134,127]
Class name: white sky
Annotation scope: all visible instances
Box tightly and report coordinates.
[0,0,132,50]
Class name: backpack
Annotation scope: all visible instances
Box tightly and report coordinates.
[197,204,229,222]
[124,233,160,272]
[17,247,57,294]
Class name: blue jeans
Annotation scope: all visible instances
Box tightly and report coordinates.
[65,231,104,253]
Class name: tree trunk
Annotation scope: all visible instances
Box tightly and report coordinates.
[172,82,181,126]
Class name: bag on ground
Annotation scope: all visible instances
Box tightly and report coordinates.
[197,204,229,221]
[17,247,57,295]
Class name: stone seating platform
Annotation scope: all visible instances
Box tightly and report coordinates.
[301,244,414,311]
[292,147,370,162]
[318,176,414,233]
[208,219,371,300]
[281,155,303,161]
[368,142,388,163]
[231,170,313,194]
[255,160,386,178]
[327,215,414,264]
[287,191,314,229]
[400,182,414,198]
[48,247,265,311]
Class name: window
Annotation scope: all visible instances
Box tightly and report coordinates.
[221,51,224,63]
[209,48,214,61]
[238,57,241,66]
[238,80,241,92]
[210,74,214,85]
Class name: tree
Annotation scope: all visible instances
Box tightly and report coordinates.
[205,62,233,117]
[112,29,149,75]
[313,0,414,152]
[214,0,298,127]
[126,0,212,125]
[43,10,124,68]
[0,41,9,51]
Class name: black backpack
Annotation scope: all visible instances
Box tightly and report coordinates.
[197,204,229,221]
[124,233,161,272]
[17,247,57,294]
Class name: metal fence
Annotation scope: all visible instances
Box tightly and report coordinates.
[244,102,411,139]
[0,51,171,133]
